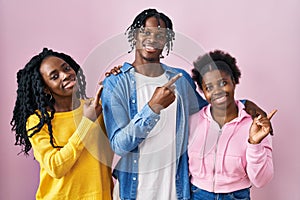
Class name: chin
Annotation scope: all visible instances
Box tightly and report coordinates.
[212,102,228,109]
[142,55,158,62]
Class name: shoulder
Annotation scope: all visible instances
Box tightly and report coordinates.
[190,107,208,122]
[102,63,133,89]
[26,113,41,133]
[175,68,193,81]
[233,102,253,129]
[189,107,209,138]
[237,101,252,120]
[27,113,40,123]
[162,63,191,77]
[162,64,194,87]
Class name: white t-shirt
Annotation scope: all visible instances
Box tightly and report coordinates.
[113,72,178,200]
[135,72,177,200]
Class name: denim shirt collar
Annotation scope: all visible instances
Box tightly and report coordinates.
[122,62,179,78]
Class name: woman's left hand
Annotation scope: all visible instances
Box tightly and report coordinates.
[248,109,277,144]
[83,85,103,121]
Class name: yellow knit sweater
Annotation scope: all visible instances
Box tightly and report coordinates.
[27,100,113,200]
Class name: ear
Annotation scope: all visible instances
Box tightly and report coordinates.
[231,77,236,85]
[233,81,236,88]
[133,30,138,40]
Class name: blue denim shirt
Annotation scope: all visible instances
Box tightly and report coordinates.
[101,62,207,200]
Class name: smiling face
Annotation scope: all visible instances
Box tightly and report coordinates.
[39,56,78,101]
[202,70,236,110]
[135,16,167,63]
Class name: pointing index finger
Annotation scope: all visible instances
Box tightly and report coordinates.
[163,73,183,88]
[93,85,103,105]
[267,109,277,120]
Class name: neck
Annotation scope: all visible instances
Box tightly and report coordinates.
[53,97,81,112]
[211,103,238,128]
[132,62,164,77]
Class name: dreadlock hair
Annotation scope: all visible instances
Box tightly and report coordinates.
[10,48,87,155]
[125,8,175,56]
[192,49,241,91]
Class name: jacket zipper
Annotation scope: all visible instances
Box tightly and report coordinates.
[212,129,222,192]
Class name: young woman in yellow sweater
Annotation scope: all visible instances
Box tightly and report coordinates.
[11,48,113,200]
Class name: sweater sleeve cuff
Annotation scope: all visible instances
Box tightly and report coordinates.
[72,116,94,146]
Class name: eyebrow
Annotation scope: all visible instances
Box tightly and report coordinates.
[48,69,57,77]
[144,27,166,32]
[48,62,68,76]
[61,62,68,67]
[203,77,228,85]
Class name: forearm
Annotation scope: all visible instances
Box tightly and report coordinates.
[103,102,160,156]
[30,117,94,178]
[246,136,274,187]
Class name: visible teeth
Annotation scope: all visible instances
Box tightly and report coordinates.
[144,44,157,52]
[214,96,226,103]
[145,45,155,49]
[64,80,76,89]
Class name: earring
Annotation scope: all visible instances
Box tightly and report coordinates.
[46,93,53,102]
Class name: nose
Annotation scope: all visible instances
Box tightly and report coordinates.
[61,71,72,81]
[146,33,156,42]
[212,85,223,94]
[61,72,67,80]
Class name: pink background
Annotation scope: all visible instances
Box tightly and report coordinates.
[1,0,299,199]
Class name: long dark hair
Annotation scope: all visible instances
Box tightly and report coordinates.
[10,48,87,155]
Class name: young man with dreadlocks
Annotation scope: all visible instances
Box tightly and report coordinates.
[101,9,201,200]
[101,8,268,200]
[11,48,113,200]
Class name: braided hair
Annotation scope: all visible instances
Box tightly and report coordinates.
[126,8,175,56]
[10,48,87,155]
[192,50,241,90]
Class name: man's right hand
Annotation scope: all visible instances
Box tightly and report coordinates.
[148,86,176,114]
[148,73,182,114]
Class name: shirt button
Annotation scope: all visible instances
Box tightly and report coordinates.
[133,177,136,181]
[132,100,136,103]
[134,160,137,163]
[155,119,158,122]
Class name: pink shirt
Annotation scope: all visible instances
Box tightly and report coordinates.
[188,101,274,193]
